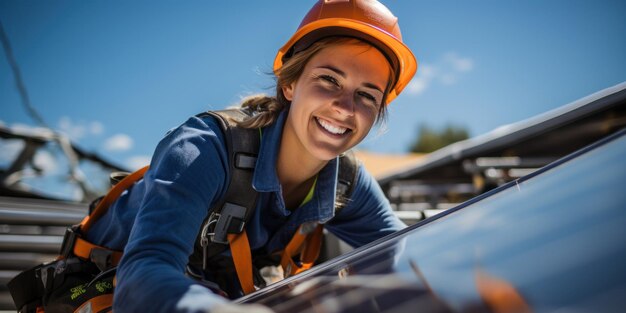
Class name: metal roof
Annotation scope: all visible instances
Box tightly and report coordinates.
[378,81,626,187]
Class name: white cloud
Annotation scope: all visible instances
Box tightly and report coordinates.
[126,155,152,170]
[406,52,474,96]
[33,150,57,173]
[103,134,133,152]
[90,121,104,135]
[407,78,428,95]
[58,116,86,140]
[57,116,105,140]
[444,52,474,72]
[439,73,457,85]
[407,64,437,95]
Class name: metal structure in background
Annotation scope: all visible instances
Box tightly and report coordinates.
[0,197,87,308]
[0,124,128,203]
[0,126,126,310]
[381,82,626,224]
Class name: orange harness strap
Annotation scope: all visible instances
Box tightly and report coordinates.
[228,231,256,295]
[72,236,123,266]
[58,166,147,265]
[280,224,324,278]
[73,294,113,313]
[81,165,149,233]
[229,224,324,295]
[300,224,324,265]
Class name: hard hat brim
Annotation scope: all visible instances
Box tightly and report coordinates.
[274,18,418,104]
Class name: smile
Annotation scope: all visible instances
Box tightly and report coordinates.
[315,117,350,135]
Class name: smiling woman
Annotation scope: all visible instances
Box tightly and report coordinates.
[279,38,392,208]
[7,1,417,313]
[282,39,390,158]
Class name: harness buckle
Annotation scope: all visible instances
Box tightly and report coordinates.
[211,203,247,244]
[90,248,113,272]
[59,225,79,259]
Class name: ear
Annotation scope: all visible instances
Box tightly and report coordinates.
[281,82,295,101]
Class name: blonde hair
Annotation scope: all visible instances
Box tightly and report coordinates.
[238,37,395,129]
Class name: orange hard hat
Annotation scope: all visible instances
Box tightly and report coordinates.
[274,0,417,104]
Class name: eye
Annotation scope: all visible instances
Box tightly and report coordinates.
[318,74,340,87]
[357,91,380,106]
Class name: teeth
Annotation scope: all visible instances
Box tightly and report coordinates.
[316,118,347,135]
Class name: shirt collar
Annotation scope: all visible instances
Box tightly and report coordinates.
[252,110,286,192]
[252,109,338,222]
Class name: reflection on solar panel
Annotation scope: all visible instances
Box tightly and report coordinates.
[240,129,626,313]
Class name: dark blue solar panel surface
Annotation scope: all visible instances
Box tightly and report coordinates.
[241,130,626,313]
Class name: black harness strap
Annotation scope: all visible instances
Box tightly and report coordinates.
[7,264,44,312]
[204,109,260,244]
[335,150,359,215]
[188,109,261,271]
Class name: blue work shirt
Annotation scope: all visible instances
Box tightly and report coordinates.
[86,110,406,313]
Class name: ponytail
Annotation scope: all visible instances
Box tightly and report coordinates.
[237,94,285,129]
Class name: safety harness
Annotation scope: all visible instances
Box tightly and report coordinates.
[8,108,358,312]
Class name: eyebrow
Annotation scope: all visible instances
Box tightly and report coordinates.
[316,65,385,93]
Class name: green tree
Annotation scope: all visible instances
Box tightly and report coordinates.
[410,123,470,153]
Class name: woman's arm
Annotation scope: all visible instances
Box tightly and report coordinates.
[113,115,232,312]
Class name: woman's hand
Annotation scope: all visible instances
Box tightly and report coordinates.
[212,303,275,313]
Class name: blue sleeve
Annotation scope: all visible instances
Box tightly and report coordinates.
[325,164,406,248]
[113,115,231,312]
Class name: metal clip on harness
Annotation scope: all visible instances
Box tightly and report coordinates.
[211,203,247,244]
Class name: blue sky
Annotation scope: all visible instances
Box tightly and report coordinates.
[2,0,626,170]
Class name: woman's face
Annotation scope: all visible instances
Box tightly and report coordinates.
[282,41,390,161]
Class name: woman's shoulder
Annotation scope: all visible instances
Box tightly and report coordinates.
[163,109,255,143]
[150,112,231,175]
[164,111,229,141]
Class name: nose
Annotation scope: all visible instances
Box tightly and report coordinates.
[332,91,355,117]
